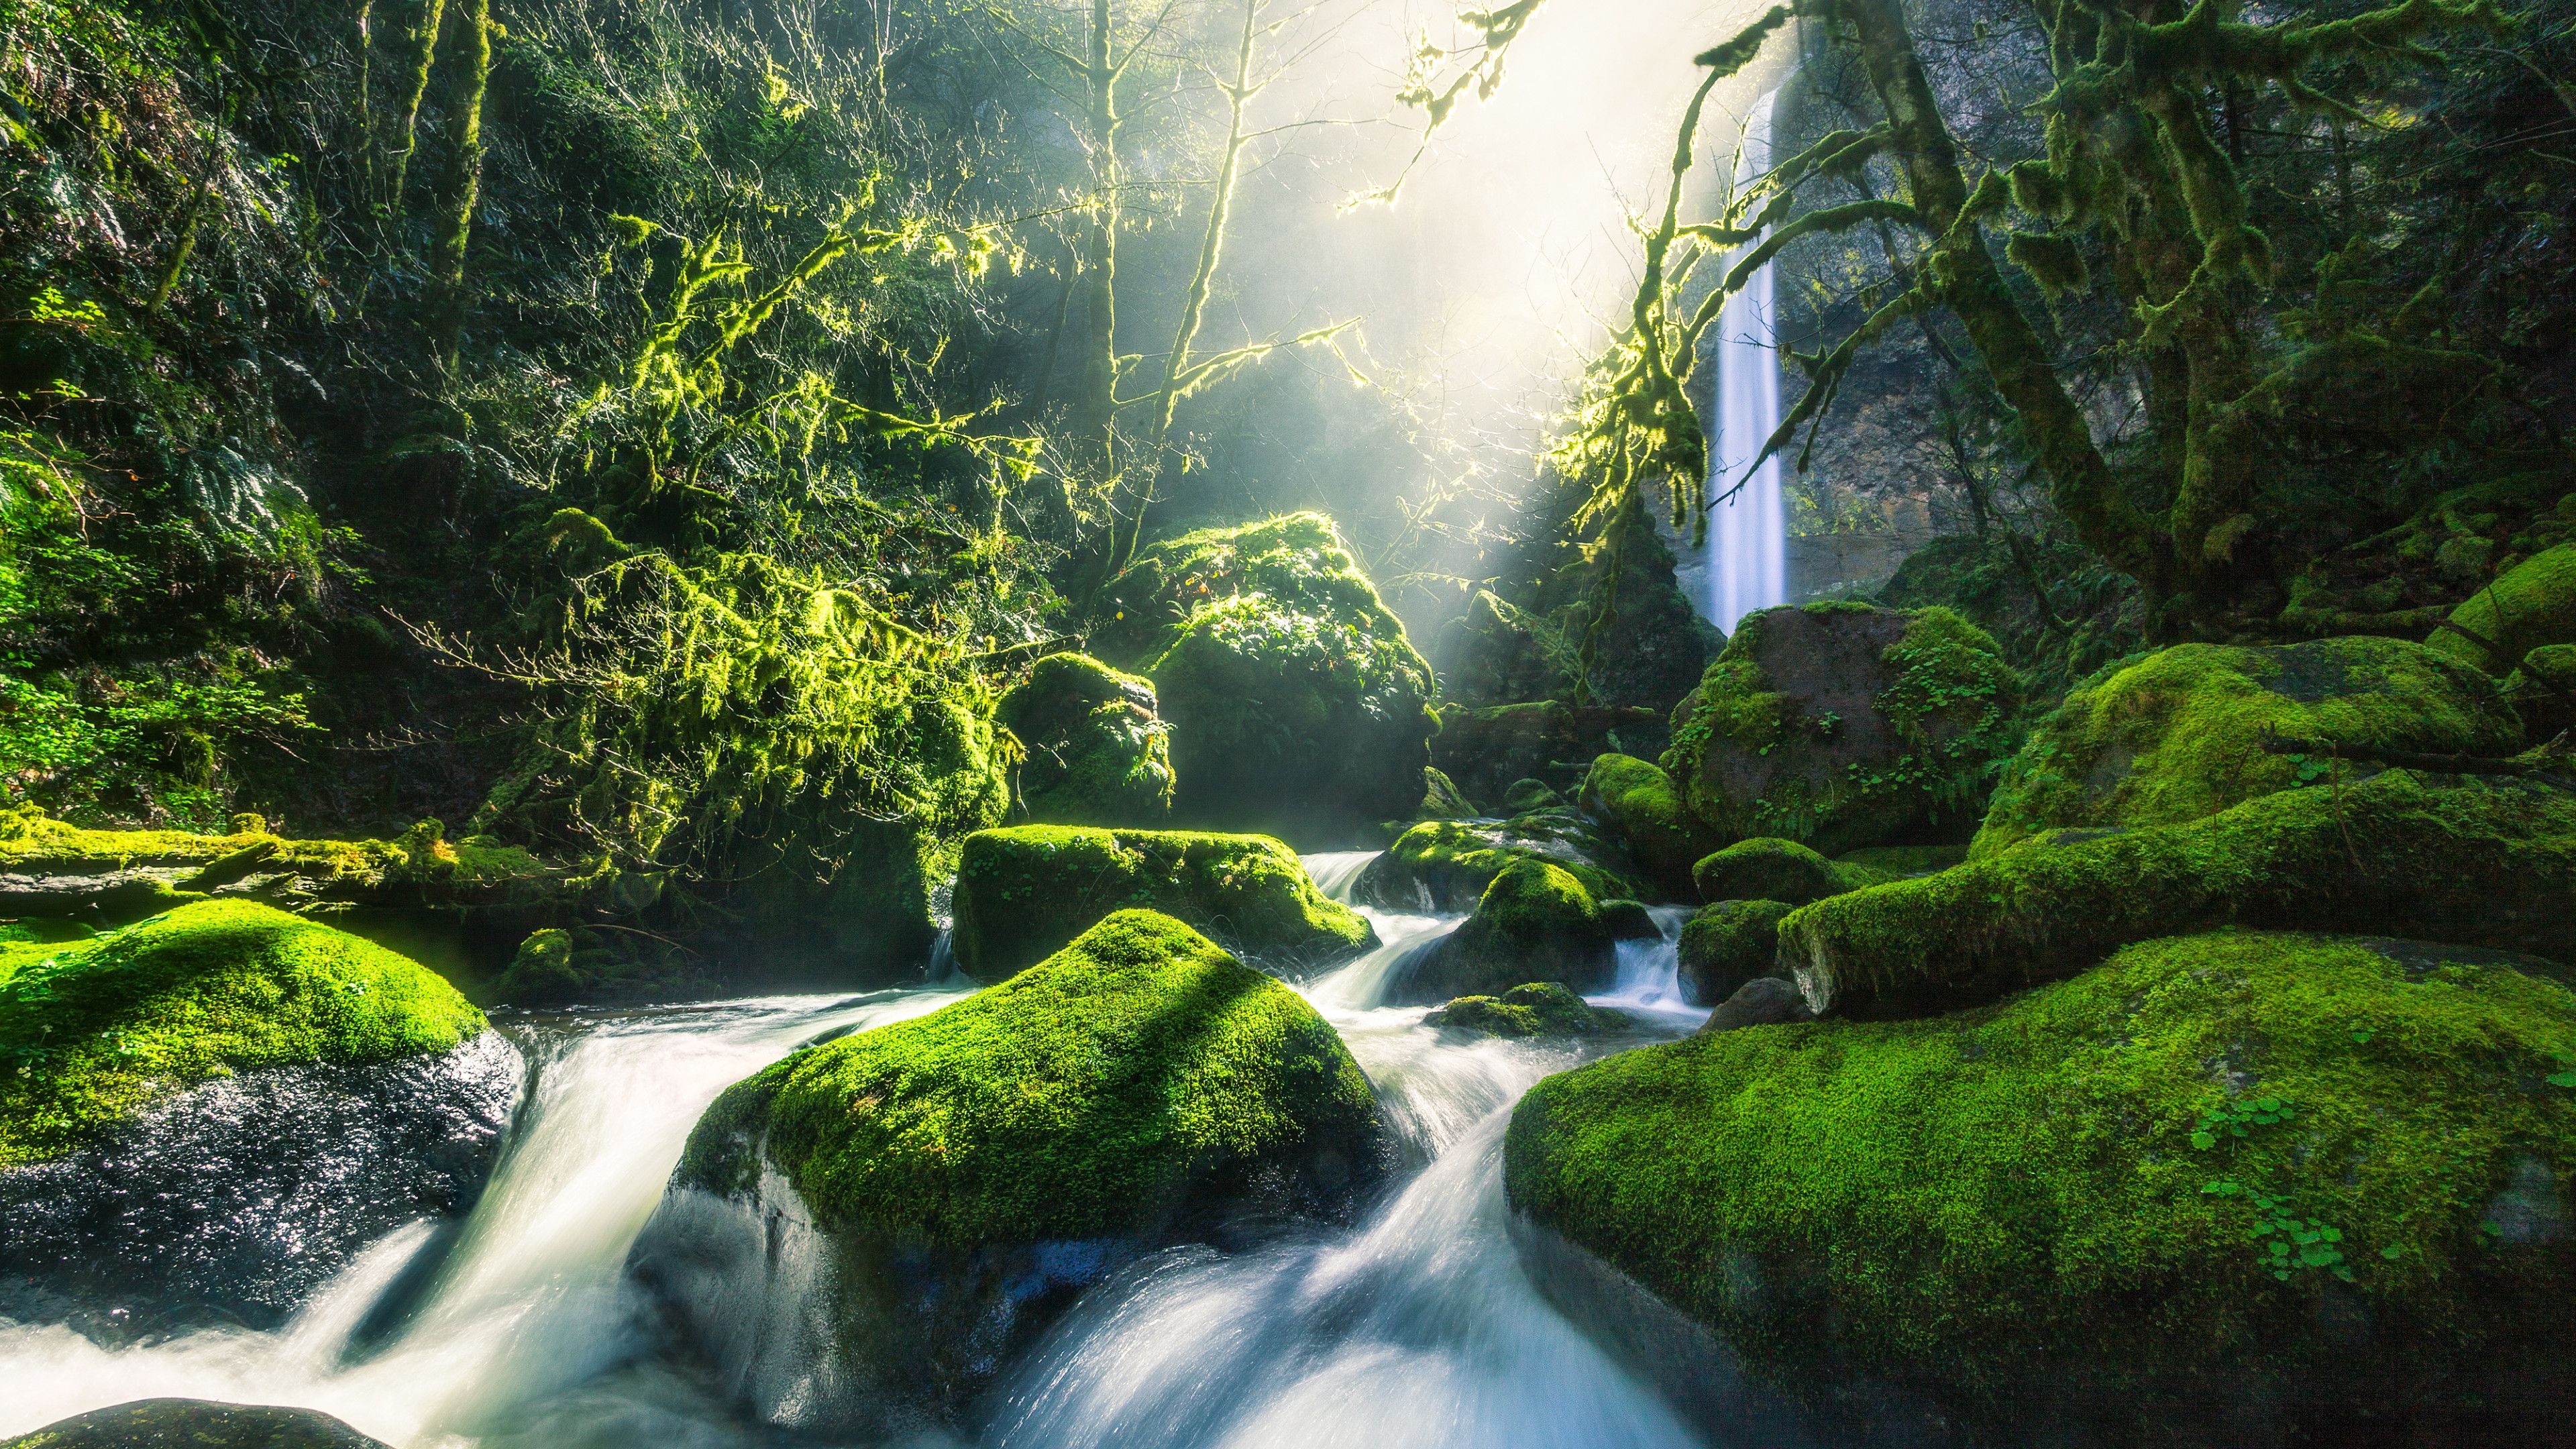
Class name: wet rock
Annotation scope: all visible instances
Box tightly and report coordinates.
[1428,981,1629,1038]
[1676,900,1794,1007]
[1662,604,2018,857]
[1354,813,1640,914]
[1598,898,1662,941]
[1389,859,1617,1004]
[1973,635,2521,857]
[1578,754,1721,898]
[997,653,1175,826]
[632,911,1383,1436]
[1509,930,2576,1445]
[1418,767,1479,820]
[0,1399,391,1448]
[948,826,1373,981]
[1691,837,1888,907]
[1695,976,1813,1034]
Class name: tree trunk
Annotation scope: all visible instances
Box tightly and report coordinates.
[429,0,492,372]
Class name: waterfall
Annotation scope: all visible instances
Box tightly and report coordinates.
[1703,87,1789,635]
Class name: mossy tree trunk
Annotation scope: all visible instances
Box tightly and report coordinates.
[382,0,447,222]
[427,0,492,372]
[1077,0,1120,467]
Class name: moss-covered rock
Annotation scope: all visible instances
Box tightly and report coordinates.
[1833,843,1966,876]
[1579,753,1721,897]
[1597,898,1662,941]
[1352,813,1640,913]
[1690,837,1890,907]
[1660,604,2019,857]
[1676,899,1794,1007]
[638,910,1383,1431]
[1093,514,1436,843]
[996,653,1175,826]
[0,902,517,1331]
[0,1400,392,1448]
[1429,700,1662,811]
[1388,859,1616,1004]
[1419,767,1478,819]
[1972,635,2523,857]
[2428,541,2576,676]
[948,826,1372,982]
[1426,981,1629,1038]
[1786,771,2576,1020]
[2505,643,2576,745]
[1507,930,2576,1443]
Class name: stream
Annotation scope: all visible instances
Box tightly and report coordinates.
[0,853,1725,1448]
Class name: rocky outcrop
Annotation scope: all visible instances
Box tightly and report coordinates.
[1354,812,1640,914]
[1578,754,1721,899]
[947,826,1371,981]
[1386,859,1617,1004]
[630,911,1383,1436]
[1662,604,2019,857]
[1507,930,2576,1445]
[997,653,1175,826]
[1676,899,1793,1008]
[0,902,518,1334]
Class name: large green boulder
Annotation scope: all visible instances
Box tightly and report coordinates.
[948,826,1372,982]
[1353,813,1639,913]
[1,1401,391,1448]
[1387,859,1616,1004]
[1786,771,2576,1020]
[637,911,1383,1432]
[0,902,519,1331]
[1676,898,1793,1007]
[1973,635,2523,857]
[1661,604,2018,857]
[1690,837,1889,906]
[1094,514,1436,843]
[1507,930,2576,1444]
[1578,753,1720,898]
[2428,541,2576,676]
[996,653,1175,826]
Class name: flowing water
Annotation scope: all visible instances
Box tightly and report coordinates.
[1702,86,1788,635]
[0,856,1726,1448]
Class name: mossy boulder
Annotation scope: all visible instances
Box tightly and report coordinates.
[1430,700,1662,810]
[1676,899,1794,1007]
[0,1400,392,1448]
[996,653,1175,826]
[1387,859,1616,1004]
[0,902,519,1331]
[948,826,1373,982]
[1426,981,1629,1038]
[1506,930,2576,1444]
[1690,837,1890,907]
[2428,541,2576,675]
[1972,635,2523,857]
[1093,514,1436,843]
[1352,813,1639,913]
[635,910,1383,1432]
[1660,604,2018,857]
[1578,753,1721,897]
[2505,643,2576,745]
[1419,766,1478,819]
[1786,771,2576,1020]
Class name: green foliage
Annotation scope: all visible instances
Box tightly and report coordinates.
[675,909,1381,1247]
[947,824,1371,982]
[2430,543,2576,677]
[1505,930,2576,1426]
[0,901,485,1166]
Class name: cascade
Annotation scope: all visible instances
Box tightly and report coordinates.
[1703,87,1789,635]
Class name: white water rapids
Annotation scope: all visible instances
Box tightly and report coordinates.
[0,853,1727,1448]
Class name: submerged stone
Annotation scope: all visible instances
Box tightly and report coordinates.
[996,653,1175,826]
[948,826,1373,981]
[1506,930,2576,1444]
[632,910,1384,1434]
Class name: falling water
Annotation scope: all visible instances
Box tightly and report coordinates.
[0,851,1746,1448]
[1704,87,1789,635]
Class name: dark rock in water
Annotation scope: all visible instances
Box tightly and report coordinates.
[1389,859,1616,1005]
[0,1030,521,1335]
[1355,813,1640,914]
[997,652,1176,826]
[1691,838,1887,908]
[1697,976,1814,1034]
[1663,604,2018,857]
[629,910,1385,1437]
[1431,700,1661,812]
[0,1399,391,1448]
[1677,900,1794,1007]
[1428,981,1629,1038]
[1578,755,1721,899]
[1597,898,1662,942]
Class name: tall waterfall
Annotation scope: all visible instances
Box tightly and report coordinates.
[1703,87,1788,635]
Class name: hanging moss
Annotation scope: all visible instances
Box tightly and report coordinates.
[1506,930,2576,1442]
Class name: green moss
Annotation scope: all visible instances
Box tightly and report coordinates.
[1506,930,2576,1432]
[1578,753,1719,896]
[1094,513,1415,666]
[0,901,486,1166]
[1419,767,1477,819]
[1365,816,1640,910]
[1426,981,1628,1038]
[676,909,1382,1248]
[1691,837,1890,906]
[1833,843,1966,876]
[997,653,1175,826]
[1397,858,1615,1003]
[1676,898,1794,1006]
[2505,643,2576,745]
[1973,636,2522,857]
[949,826,1371,982]
[1788,771,2576,1019]
[2430,542,2576,675]
[0,1399,392,1448]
